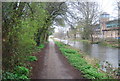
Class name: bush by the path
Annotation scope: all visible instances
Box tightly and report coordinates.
[2,66,30,80]
[27,56,38,62]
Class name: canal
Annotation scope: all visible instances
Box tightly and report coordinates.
[59,39,119,69]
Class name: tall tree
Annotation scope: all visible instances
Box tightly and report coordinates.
[72,2,100,40]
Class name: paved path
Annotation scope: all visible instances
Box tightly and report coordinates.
[31,39,84,79]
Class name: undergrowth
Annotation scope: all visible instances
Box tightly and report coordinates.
[26,56,37,62]
[2,66,30,80]
[2,44,45,80]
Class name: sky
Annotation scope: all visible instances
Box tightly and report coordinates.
[97,0,118,19]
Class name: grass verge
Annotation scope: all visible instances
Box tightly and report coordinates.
[55,41,112,79]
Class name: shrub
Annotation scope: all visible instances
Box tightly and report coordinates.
[27,56,37,62]
[2,71,29,80]
[19,75,29,79]
[2,72,18,79]
[38,44,45,49]
[60,48,78,54]
[14,66,29,76]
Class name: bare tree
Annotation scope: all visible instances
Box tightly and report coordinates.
[77,2,100,41]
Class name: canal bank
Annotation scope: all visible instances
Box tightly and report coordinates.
[63,39,119,68]
[54,40,116,79]
[54,38,119,78]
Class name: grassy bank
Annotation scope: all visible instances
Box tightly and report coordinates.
[55,41,112,79]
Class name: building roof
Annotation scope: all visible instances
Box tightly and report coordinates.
[101,12,109,15]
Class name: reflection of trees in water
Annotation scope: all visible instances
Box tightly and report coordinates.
[64,40,119,76]
[73,41,75,45]
[82,42,92,54]
[67,40,69,45]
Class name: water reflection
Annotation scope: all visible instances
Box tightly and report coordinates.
[61,39,119,68]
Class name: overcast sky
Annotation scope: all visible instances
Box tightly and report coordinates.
[54,0,119,32]
[97,0,118,19]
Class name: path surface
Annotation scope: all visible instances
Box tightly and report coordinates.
[31,39,84,79]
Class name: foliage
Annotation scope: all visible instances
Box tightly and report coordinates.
[55,41,112,79]
[2,66,30,80]
[38,44,45,49]
[27,56,38,62]
[2,2,55,79]
[2,72,18,79]
[2,2,48,68]
[14,66,29,76]
[60,48,78,54]
[2,2,68,79]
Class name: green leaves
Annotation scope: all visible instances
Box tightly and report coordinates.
[2,66,29,80]
[2,72,18,79]
[2,2,52,80]
[60,48,78,54]
[38,44,45,49]
[14,66,29,76]
[2,2,67,80]
[27,56,37,62]
[55,41,110,79]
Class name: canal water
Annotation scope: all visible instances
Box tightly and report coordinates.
[59,39,119,69]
